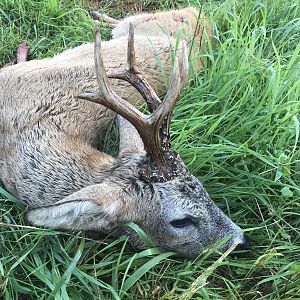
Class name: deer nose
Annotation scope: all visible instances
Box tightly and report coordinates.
[234,234,251,251]
[228,233,251,257]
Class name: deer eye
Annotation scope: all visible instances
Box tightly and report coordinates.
[170,217,195,228]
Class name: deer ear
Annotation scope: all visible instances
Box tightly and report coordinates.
[25,183,133,230]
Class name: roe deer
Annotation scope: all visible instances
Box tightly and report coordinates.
[0,8,247,258]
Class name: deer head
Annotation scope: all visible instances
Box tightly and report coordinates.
[26,22,247,258]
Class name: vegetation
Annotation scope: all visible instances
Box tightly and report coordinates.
[1,0,299,299]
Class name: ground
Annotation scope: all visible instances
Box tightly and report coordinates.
[0,0,299,299]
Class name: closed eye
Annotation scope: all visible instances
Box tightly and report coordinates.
[170,217,195,228]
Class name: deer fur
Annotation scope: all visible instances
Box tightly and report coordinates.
[0,7,246,258]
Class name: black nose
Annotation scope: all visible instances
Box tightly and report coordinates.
[228,235,251,257]
[235,234,251,251]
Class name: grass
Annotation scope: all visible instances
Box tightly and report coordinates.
[1,0,300,299]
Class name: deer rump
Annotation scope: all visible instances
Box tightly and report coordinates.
[0,8,247,258]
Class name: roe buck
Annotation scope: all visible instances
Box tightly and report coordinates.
[0,8,247,257]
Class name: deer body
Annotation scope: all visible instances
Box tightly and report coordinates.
[0,36,175,205]
[0,8,246,257]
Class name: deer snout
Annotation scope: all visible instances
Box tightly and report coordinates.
[226,233,251,258]
[212,209,247,253]
[231,231,248,248]
[216,230,249,254]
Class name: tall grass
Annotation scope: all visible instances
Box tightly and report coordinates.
[1,0,300,299]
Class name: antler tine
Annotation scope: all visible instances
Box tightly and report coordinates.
[127,23,138,73]
[108,23,161,112]
[147,41,188,152]
[93,23,111,100]
[180,41,189,88]
[78,22,111,102]
[149,41,189,128]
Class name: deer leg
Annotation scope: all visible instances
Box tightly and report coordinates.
[16,43,29,63]
[91,11,120,28]
[2,43,29,68]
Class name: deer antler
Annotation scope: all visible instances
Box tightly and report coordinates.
[79,22,189,182]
